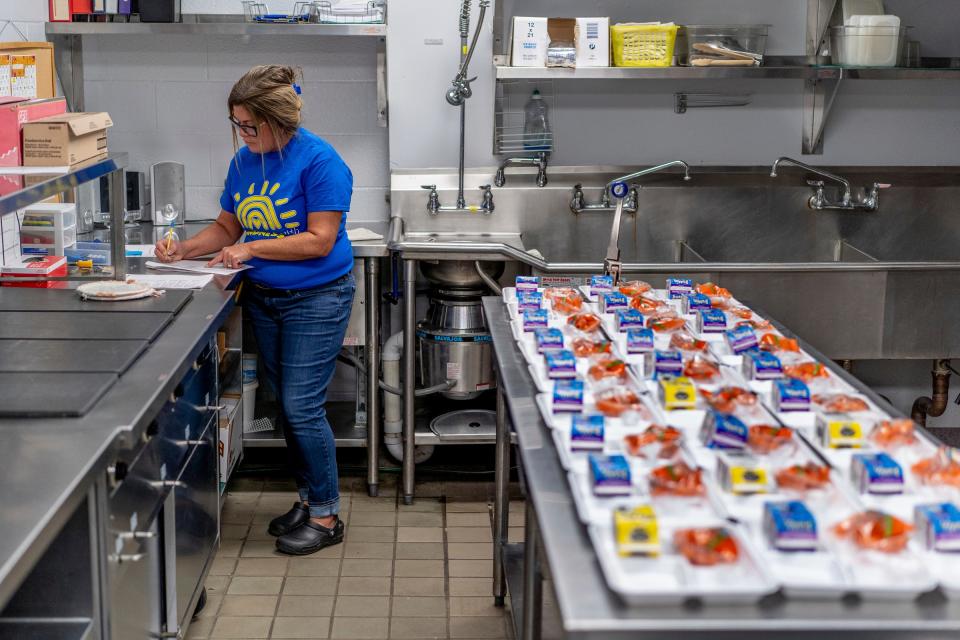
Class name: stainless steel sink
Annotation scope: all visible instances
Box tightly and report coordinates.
[390,166,960,359]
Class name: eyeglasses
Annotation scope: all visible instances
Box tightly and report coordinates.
[228,116,259,137]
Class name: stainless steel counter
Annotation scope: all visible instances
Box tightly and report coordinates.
[484,296,960,640]
[0,264,236,611]
[82,220,390,259]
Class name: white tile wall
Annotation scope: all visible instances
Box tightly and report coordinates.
[76,34,388,221]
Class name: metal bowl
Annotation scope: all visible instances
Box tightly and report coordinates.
[418,259,504,290]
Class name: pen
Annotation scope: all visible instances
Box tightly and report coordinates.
[165,225,175,254]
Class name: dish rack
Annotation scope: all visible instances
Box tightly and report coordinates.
[241,1,314,23]
[314,1,385,24]
[494,80,557,155]
[240,1,385,24]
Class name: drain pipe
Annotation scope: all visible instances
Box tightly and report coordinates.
[474,261,502,295]
[383,332,435,463]
[911,359,951,427]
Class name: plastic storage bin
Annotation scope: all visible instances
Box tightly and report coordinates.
[65,242,112,266]
[678,25,769,66]
[611,23,679,67]
[20,225,76,256]
[22,203,77,231]
[829,25,909,67]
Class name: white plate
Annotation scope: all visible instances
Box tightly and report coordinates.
[77,280,158,301]
[588,520,777,606]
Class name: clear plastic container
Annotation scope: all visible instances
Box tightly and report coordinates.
[678,25,769,67]
[20,225,76,254]
[523,89,552,152]
[65,243,112,266]
[829,26,910,67]
[22,203,77,231]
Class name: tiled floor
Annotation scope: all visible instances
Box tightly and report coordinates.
[187,474,524,640]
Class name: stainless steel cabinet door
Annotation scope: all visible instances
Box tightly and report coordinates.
[168,424,219,632]
[108,518,162,639]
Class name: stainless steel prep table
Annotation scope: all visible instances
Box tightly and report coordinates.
[0,265,237,631]
[484,296,960,640]
[83,220,390,497]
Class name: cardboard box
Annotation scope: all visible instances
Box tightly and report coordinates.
[511,17,548,67]
[1,255,67,288]
[218,395,243,494]
[576,17,610,67]
[0,96,68,166]
[22,112,112,167]
[0,43,56,99]
[50,0,71,21]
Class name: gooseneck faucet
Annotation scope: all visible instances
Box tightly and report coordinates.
[494,152,548,188]
[426,0,490,213]
[770,156,889,211]
[771,156,852,206]
[570,160,691,214]
[601,162,693,283]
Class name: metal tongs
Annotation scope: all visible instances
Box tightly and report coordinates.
[603,181,630,285]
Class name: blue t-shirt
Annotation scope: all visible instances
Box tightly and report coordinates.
[219,127,354,290]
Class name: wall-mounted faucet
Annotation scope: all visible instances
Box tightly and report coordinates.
[421,183,495,216]
[570,183,637,215]
[494,152,548,188]
[770,156,890,212]
[570,160,691,214]
[480,184,495,214]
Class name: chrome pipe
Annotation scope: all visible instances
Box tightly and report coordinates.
[365,257,381,497]
[402,259,417,505]
[475,260,502,295]
[607,160,691,192]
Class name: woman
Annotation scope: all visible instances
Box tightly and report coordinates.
[155,65,355,556]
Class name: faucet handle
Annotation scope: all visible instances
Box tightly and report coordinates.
[421,184,437,191]
[873,183,892,189]
[805,179,825,188]
[479,184,491,191]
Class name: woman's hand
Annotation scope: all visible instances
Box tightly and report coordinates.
[154,237,186,263]
[208,243,253,269]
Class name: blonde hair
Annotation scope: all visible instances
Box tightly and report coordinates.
[228,65,303,163]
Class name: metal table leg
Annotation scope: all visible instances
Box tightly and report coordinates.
[493,374,510,606]
[365,257,381,498]
[402,258,417,505]
[522,499,542,640]
[107,168,127,280]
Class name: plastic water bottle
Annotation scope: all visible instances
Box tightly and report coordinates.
[523,89,551,152]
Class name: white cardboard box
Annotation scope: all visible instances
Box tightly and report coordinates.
[511,16,548,67]
[218,396,242,494]
[576,17,610,67]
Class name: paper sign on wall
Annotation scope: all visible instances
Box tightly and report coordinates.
[0,56,10,98]
[10,56,37,99]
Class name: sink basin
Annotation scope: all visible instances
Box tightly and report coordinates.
[390,167,960,359]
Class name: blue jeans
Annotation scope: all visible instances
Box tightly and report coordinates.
[244,272,355,518]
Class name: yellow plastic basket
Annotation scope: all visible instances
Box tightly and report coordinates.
[611,23,679,67]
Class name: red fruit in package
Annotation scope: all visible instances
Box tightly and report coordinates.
[832,511,911,553]
[674,528,739,565]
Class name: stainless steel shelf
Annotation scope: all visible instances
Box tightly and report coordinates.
[497,64,960,82]
[45,17,385,37]
[0,153,127,217]
[496,65,813,80]
[245,423,368,448]
[816,66,960,80]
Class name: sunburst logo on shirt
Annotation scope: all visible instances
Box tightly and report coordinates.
[234,181,300,232]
